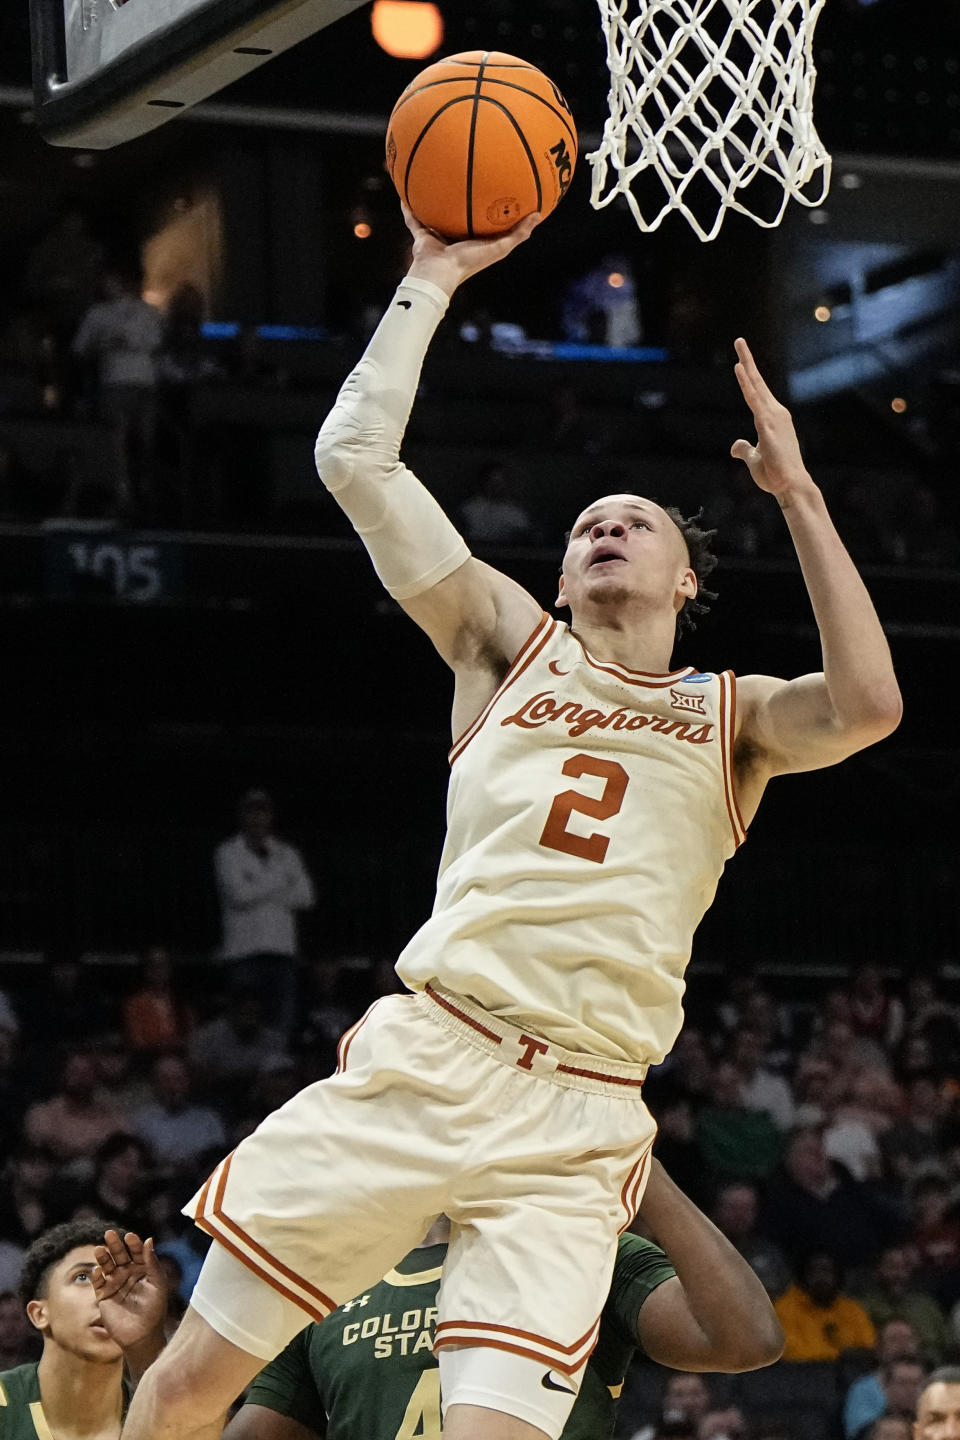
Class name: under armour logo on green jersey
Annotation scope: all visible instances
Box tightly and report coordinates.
[341,1294,371,1311]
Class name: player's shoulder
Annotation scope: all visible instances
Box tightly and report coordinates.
[0,1361,40,1408]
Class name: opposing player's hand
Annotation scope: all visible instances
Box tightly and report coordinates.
[92,1230,167,1350]
[730,338,814,503]
[403,202,541,296]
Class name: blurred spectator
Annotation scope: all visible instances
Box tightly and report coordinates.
[232,1055,303,1143]
[0,1026,30,1162]
[904,976,960,1076]
[0,1289,39,1370]
[158,284,219,389]
[775,1251,876,1361]
[910,1177,960,1306]
[22,204,105,337]
[764,1127,903,1269]
[31,959,101,1048]
[0,1145,57,1250]
[563,255,642,348]
[843,1319,923,1436]
[699,1407,747,1440]
[628,1373,713,1440]
[729,1027,795,1130]
[712,1182,792,1299]
[873,1359,928,1426]
[655,1026,716,1103]
[61,1132,152,1232]
[860,1246,953,1365]
[460,462,537,546]
[123,946,195,1055]
[24,1051,126,1164]
[132,1055,226,1171]
[93,1032,150,1116]
[867,1419,912,1440]
[880,1078,948,1184]
[72,269,163,520]
[695,1061,783,1183]
[214,788,315,1042]
[650,1092,710,1208]
[849,967,906,1051]
[187,989,286,1113]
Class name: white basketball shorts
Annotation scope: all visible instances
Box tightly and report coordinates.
[186,986,656,1430]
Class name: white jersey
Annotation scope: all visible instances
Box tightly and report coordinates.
[396,613,746,1064]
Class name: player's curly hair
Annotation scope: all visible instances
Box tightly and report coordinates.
[19,1218,122,1308]
[660,504,719,640]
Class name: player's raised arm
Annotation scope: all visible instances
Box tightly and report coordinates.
[313,206,542,674]
[729,339,902,782]
[630,1160,783,1372]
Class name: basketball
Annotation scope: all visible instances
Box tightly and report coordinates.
[385,51,578,241]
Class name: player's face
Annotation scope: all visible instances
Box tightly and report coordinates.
[557,495,695,621]
[915,1383,960,1440]
[26,1247,123,1364]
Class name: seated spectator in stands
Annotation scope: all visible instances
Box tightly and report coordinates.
[805,989,888,1074]
[628,1373,713,1440]
[0,1025,31,1164]
[860,1246,953,1365]
[61,1134,152,1234]
[30,959,101,1049]
[849,965,906,1051]
[730,1027,795,1130]
[654,1026,714,1102]
[132,1055,226,1172]
[776,1251,876,1362]
[823,1071,889,1182]
[459,462,538,546]
[910,1177,960,1308]
[712,1181,792,1299]
[123,946,194,1055]
[914,1366,960,1440]
[764,1127,903,1270]
[24,1051,127,1164]
[186,988,286,1114]
[699,1407,748,1440]
[696,1061,783,1184]
[867,1418,912,1440]
[844,1319,923,1437]
[649,1092,711,1208]
[93,1033,149,1118]
[880,1077,948,1184]
[0,1290,39,1371]
[0,1145,57,1250]
[903,976,960,1075]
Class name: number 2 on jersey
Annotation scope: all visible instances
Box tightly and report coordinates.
[539,754,629,864]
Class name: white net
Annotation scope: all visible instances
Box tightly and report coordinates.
[589,0,832,242]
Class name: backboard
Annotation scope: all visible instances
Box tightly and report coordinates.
[30,0,373,149]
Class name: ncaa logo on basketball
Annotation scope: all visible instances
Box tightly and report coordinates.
[670,688,706,715]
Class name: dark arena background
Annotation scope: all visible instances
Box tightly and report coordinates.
[0,0,959,1432]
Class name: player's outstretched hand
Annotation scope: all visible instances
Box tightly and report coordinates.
[730,338,813,502]
[403,202,541,297]
[92,1229,167,1351]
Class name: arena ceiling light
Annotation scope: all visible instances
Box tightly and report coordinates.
[371,1,443,60]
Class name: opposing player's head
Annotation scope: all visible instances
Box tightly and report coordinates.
[557,495,717,644]
[20,1219,123,1364]
[915,1368,960,1440]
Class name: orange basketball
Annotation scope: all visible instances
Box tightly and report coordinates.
[386,51,578,241]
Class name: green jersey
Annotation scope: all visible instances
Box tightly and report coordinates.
[243,1233,676,1440]
[0,1365,50,1440]
[0,1361,130,1440]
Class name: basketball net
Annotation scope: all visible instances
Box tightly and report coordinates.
[588,0,831,241]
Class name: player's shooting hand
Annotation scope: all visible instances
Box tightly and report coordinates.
[403,202,541,296]
[92,1230,167,1350]
[730,338,814,504]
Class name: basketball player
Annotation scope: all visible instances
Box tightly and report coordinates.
[0,1222,165,1440]
[915,1369,960,1440]
[120,209,901,1440]
[215,1158,781,1440]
